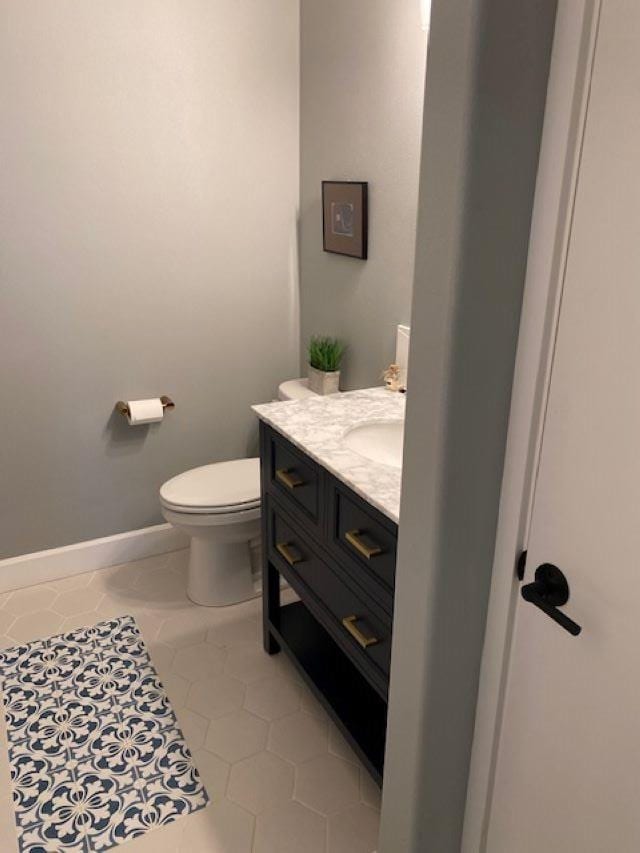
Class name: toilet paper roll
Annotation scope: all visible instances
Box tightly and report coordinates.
[126,398,164,425]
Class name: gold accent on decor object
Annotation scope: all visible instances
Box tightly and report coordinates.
[382,363,405,393]
[342,615,379,649]
[276,542,303,567]
[345,529,383,559]
[275,468,304,489]
[115,396,175,418]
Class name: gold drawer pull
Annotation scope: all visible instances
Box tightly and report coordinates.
[276,468,304,489]
[345,529,383,560]
[276,542,303,567]
[342,615,379,649]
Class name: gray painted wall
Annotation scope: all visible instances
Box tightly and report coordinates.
[299,0,427,390]
[380,1,557,851]
[0,0,299,559]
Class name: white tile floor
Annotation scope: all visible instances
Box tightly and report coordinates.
[0,549,381,853]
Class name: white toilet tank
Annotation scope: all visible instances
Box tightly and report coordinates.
[277,378,317,401]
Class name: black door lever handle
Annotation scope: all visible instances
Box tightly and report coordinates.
[521,563,582,636]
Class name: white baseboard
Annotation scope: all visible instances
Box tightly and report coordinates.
[0,524,189,595]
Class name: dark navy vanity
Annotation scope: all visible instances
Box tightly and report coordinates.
[259,421,397,785]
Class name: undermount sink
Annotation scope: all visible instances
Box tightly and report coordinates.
[342,420,404,469]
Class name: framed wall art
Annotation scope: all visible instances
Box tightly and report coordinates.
[322,181,368,259]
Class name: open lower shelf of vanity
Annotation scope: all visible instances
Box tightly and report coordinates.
[269,600,386,784]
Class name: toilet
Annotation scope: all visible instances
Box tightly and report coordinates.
[160,458,261,606]
[159,378,317,606]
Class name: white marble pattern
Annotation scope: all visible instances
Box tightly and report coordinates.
[252,387,405,523]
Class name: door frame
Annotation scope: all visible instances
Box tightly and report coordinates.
[461,2,601,850]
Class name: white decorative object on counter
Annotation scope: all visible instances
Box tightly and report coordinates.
[382,363,404,393]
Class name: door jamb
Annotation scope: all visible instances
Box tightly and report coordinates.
[461,2,602,850]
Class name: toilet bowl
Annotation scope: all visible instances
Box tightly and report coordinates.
[160,458,261,607]
[159,379,322,607]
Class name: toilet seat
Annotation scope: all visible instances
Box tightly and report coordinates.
[160,458,260,515]
[162,503,261,528]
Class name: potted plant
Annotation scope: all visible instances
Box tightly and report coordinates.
[307,335,345,395]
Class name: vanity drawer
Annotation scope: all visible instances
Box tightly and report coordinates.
[265,427,322,527]
[328,481,397,601]
[269,503,391,691]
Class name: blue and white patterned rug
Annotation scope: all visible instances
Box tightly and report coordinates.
[0,615,208,852]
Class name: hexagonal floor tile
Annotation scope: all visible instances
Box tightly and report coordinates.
[89,562,140,593]
[162,671,190,708]
[360,771,382,810]
[244,676,301,721]
[205,709,269,763]
[327,803,380,853]
[190,748,230,798]
[172,642,226,683]
[268,711,329,765]
[3,586,56,616]
[163,549,189,574]
[180,796,254,852]
[300,686,330,721]
[186,675,246,720]
[206,616,259,648]
[0,610,15,635]
[295,754,361,816]
[225,645,282,684]
[94,595,135,621]
[254,801,326,853]
[126,553,174,585]
[147,641,175,677]
[134,565,187,601]
[50,573,94,592]
[175,707,209,751]
[9,609,64,643]
[328,724,360,765]
[157,610,208,648]
[59,611,106,634]
[271,650,305,685]
[131,609,165,644]
[228,751,294,815]
[52,585,104,616]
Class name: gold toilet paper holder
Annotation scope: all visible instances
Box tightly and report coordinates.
[115,396,175,418]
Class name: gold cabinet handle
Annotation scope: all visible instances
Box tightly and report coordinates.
[276,542,303,567]
[276,468,304,489]
[342,615,379,649]
[345,529,383,560]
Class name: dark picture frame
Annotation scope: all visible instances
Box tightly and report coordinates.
[322,181,368,259]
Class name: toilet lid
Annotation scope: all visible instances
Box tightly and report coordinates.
[160,458,261,512]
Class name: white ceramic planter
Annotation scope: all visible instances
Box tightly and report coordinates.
[308,365,340,395]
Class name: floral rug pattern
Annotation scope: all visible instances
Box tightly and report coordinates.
[0,615,208,851]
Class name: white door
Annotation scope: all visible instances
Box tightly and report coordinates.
[486,2,640,851]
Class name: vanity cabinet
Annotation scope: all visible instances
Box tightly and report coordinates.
[260,422,397,784]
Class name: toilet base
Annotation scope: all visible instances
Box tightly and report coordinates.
[186,536,258,607]
[161,503,261,608]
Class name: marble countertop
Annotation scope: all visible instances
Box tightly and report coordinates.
[252,387,405,523]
